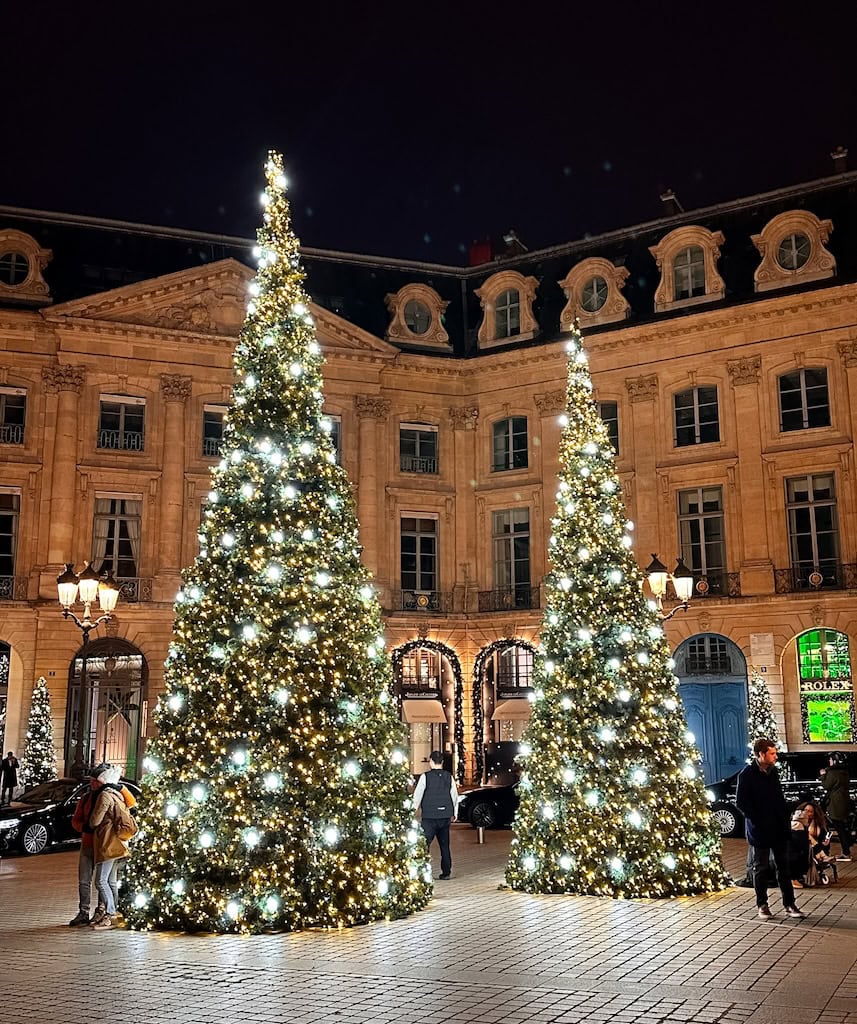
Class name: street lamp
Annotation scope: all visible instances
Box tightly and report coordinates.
[57,562,120,778]
[644,553,695,621]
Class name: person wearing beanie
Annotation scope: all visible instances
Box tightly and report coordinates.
[68,763,136,928]
[412,750,459,880]
[821,752,853,862]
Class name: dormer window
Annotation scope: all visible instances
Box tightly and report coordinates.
[495,289,520,339]
[385,284,449,347]
[649,226,725,312]
[559,258,630,329]
[0,229,52,305]
[0,252,29,286]
[475,270,539,347]
[752,210,835,292]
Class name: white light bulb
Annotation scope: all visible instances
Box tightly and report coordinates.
[301,528,314,541]
[273,688,289,705]
[242,624,257,641]
[299,440,313,455]
[296,626,313,644]
[391,749,405,764]
[265,895,280,914]
[191,784,206,802]
[610,857,624,874]
[583,441,597,455]
[632,768,648,785]
[544,660,556,674]
[171,879,186,895]
[271,530,284,543]
[406,829,418,844]
[221,533,235,548]
[684,730,695,744]
[602,512,613,525]
[608,569,622,584]
[266,564,282,581]
[578,628,592,642]
[133,892,149,908]
[523,854,536,871]
[208,490,218,503]
[598,727,615,743]
[377,879,390,896]
[664,697,678,711]
[561,696,572,710]
[167,693,184,712]
[662,854,676,871]
[541,804,555,820]
[608,657,621,671]
[289,362,303,377]
[231,749,247,766]
[143,758,161,775]
[241,483,255,499]
[323,825,339,845]
[165,802,179,819]
[636,651,649,665]
[344,760,360,777]
[244,374,256,388]
[244,828,260,848]
[315,571,330,587]
[559,854,573,870]
[263,773,281,791]
[248,282,260,297]
[210,645,226,660]
[226,900,242,920]
[517,742,532,757]
[370,819,384,836]
[585,790,600,807]
[559,576,572,591]
[617,688,632,703]
[293,302,308,316]
[563,767,576,784]
[628,809,643,828]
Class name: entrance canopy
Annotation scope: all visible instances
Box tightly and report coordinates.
[402,699,447,723]
[492,698,532,721]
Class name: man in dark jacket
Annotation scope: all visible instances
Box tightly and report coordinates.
[0,751,19,804]
[736,737,805,920]
[413,750,458,880]
[821,752,852,861]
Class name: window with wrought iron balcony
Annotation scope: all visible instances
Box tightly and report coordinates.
[399,424,438,475]
[97,396,145,452]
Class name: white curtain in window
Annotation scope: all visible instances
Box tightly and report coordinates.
[91,499,112,573]
[125,501,141,575]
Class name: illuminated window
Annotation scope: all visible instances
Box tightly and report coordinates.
[597,401,619,453]
[202,406,226,458]
[796,629,855,743]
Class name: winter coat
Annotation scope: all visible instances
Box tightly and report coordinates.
[1,757,18,786]
[88,786,130,863]
[735,760,790,846]
[72,785,136,851]
[822,766,852,820]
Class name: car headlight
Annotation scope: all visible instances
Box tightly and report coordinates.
[0,818,21,831]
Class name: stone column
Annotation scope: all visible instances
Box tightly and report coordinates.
[355,396,390,578]
[727,356,773,594]
[449,405,479,612]
[157,374,192,597]
[534,388,566,575]
[625,374,659,563]
[42,365,85,591]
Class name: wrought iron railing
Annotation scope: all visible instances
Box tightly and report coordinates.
[774,563,857,593]
[399,454,438,474]
[686,655,734,675]
[478,586,540,612]
[116,577,153,603]
[0,575,28,600]
[98,429,145,451]
[202,436,222,457]
[0,424,24,444]
[387,589,452,613]
[667,571,741,599]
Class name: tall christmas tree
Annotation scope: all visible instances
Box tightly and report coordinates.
[748,669,778,747]
[123,153,430,933]
[506,325,728,898]
[20,676,58,787]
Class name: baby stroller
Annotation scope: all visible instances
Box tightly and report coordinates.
[791,802,838,887]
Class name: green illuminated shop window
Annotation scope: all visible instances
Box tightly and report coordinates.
[805,698,853,743]
[797,629,851,681]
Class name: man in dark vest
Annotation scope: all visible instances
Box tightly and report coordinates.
[413,750,459,880]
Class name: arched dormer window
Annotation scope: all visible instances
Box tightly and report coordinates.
[649,226,725,312]
[558,257,630,329]
[751,210,835,293]
[0,229,52,306]
[384,283,450,346]
[475,270,538,348]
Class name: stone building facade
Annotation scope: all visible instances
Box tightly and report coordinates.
[1,162,856,784]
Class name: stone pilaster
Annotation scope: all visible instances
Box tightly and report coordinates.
[624,374,658,563]
[156,375,192,598]
[355,395,390,574]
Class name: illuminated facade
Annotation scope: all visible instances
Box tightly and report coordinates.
[1,160,857,783]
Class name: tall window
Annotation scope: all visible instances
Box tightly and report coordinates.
[674,386,719,446]
[778,368,830,431]
[685,635,731,674]
[673,245,706,300]
[786,474,839,586]
[678,486,726,593]
[0,493,20,595]
[98,396,145,451]
[0,388,26,445]
[492,416,528,471]
[597,401,619,453]
[797,629,855,744]
[495,289,521,339]
[325,414,341,465]
[400,424,438,474]
[92,498,142,581]
[496,644,534,691]
[400,516,437,595]
[493,509,531,603]
[202,406,226,457]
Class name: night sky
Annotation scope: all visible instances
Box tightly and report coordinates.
[4,0,856,264]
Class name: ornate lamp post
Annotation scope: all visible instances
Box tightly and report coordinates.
[644,553,695,621]
[57,562,120,778]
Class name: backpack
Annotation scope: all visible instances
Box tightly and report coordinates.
[114,798,138,841]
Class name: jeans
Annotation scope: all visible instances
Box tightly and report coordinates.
[830,818,852,855]
[78,848,95,913]
[421,817,452,877]
[752,841,795,908]
[94,859,118,914]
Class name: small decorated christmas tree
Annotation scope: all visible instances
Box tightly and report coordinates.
[21,676,58,787]
[123,153,430,933]
[506,324,728,898]
[748,669,778,748]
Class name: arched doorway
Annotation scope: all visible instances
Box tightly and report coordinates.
[473,639,536,783]
[675,633,747,784]
[64,638,147,779]
[391,641,464,782]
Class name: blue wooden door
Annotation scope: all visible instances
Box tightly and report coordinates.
[679,679,747,784]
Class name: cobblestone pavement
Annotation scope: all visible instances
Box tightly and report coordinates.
[3,830,857,1024]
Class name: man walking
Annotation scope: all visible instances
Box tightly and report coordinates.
[1,751,19,804]
[821,751,853,861]
[413,750,458,880]
[736,737,805,920]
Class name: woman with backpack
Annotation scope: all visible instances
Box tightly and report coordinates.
[87,763,137,930]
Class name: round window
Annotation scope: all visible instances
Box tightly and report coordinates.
[403,299,431,335]
[776,233,811,271]
[580,275,608,313]
[0,251,29,286]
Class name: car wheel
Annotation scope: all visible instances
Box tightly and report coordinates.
[21,820,50,855]
[711,803,743,839]
[469,801,496,829]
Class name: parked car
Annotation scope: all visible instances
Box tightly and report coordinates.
[0,777,141,855]
[708,751,857,838]
[458,778,520,828]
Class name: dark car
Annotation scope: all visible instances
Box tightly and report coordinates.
[458,778,520,829]
[0,777,141,855]
[707,751,857,838]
